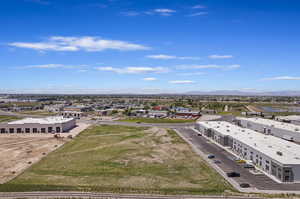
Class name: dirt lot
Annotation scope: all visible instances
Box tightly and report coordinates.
[0,123,90,184]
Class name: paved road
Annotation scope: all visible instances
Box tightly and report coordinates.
[175,128,300,192]
[0,191,267,199]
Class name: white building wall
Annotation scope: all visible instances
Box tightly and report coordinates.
[0,118,75,133]
[196,122,300,183]
[238,119,300,142]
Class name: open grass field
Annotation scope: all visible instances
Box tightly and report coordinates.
[0,115,20,123]
[119,117,196,123]
[0,125,233,195]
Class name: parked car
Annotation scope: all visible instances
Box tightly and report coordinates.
[213,160,221,164]
[243,164,255,169]
[226,171,240,177]
[240,183,250,188]
[197,133,202,136]
[207,154,215,159]
[236,159,246,164]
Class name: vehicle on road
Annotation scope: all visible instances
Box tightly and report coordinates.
[197,133,202,136]
[207,154,215,159]
[236,159,246,164]
[243,164,255,169]
[226,171,240,177]
[213,160,221,164]
[240,183,250,188]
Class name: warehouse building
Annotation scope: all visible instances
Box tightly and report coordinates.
[0,116,76,134]
[196,121,300,183]
[236,117,300,142]
[275,115,300,126]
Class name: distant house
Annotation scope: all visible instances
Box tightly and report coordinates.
[63,105,92,112]
[175,111,201,118]
[148,110,168,118]
[61,111,84,119]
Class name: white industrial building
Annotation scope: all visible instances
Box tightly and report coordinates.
[196,121,300,183]
[0,116,76,134]
[275,115,300,126]
[236,117,300,142]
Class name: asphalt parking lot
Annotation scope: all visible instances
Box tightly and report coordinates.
[175,127,300,191]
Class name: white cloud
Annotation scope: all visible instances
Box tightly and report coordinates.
[187,12,208,17]
[169,80,195,84]
[25,0,50,5]
[154,8,176,13]
[209,54,234,59]
[262,76,300,81]
[146,54,200,60]
[9,36,150,52]
[143,77,157,81]
[225,64,240,70]
[192,5,206,9]
[121,11,140,16]
[151,8,176,16]
[177,64,221,69]
[22,64,86,69]
[177,64,240,70]
[96,66,168,74]
[178,72,206,76]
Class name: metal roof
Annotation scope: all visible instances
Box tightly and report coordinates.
[237,117,300,132]
[197,121,300,165]
[8,116,74,125]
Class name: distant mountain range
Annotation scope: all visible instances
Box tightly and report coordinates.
[184,90,300,96]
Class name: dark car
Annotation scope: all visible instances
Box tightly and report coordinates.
[243,164,255,169]
[240,183,250,188]
[197,133,202,136]
[207,154,215,159]
[213,160,221,164]
[226,171,240,177]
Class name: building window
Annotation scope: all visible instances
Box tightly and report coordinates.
[1,128,5,133]
[9,128,14,133]
[48,127,53,133]
[284,176,290,182]
[33,128,38,133]
[17,128,22,133]
[25,128,30,133]
[56,127,61,133]
[41,128,46,133]
[265,165,270,171]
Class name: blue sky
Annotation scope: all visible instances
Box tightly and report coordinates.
[1,0,300,94]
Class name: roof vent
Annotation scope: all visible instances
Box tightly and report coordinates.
[295,157,300,160]
[227,130,230,132]
[295,128,299,131]
[268,145,272,148]
[277,151,283,156]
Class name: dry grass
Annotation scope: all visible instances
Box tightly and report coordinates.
[0,125,233,194]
